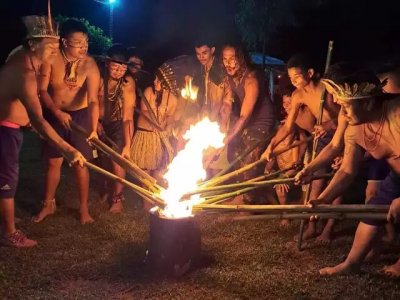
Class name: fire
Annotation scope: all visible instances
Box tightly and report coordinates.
[181,76,199,101]
[160,117,225,218]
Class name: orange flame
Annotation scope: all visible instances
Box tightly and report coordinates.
[160,118,225,218]
[181,76,199,101]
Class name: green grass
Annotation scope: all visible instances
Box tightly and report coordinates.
[1,131,399,299]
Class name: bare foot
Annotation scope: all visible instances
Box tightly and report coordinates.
[381,260,400,278]
[319,262,359,276]
[109,201,123,214]
[314,232,332,246]
[80,210,94,224]
[280,219,290,227]
[32,199,56,223]
[293,225,318,242]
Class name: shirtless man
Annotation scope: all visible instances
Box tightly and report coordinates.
[222,44,275,204]
[262,54,340,238]
[295,63,391,244]
[0,15,85,247]
[98,44,135,213]
[33,19,100,224]
[307,68,400,277]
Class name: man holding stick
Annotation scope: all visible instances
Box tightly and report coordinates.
[33,19,100,224]
[0,15,85,247]
[262,54,340,240]
[308,67,400,277]
[221,44,275,204]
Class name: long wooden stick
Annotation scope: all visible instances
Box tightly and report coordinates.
[193,204,389,213]
[84,161,165,208]
[201,174,332,205]
[233,212,387,221]
[298,40,334,251]
[70,121,159,192]
[202,158,267,188]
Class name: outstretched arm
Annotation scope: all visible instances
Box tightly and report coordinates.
[312,125,365,204]
[20,71,85,166]
[225,72,258,144]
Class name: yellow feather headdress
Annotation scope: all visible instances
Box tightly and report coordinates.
[321,78,383,101]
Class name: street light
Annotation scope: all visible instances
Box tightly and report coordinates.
[93,0,117,40]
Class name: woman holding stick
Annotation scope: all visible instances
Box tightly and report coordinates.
[130,67,178,188]
[98,45,135,213]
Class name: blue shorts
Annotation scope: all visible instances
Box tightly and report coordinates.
[0,126,23,198]
[43,108,94,160]
[363,172,400,226]
[315,130,334,155]
[365,158,390,182]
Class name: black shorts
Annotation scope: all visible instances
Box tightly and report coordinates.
[363,172,400,226]
[103,120,124,152]
[43,108,94,160]
[0,126,23,198]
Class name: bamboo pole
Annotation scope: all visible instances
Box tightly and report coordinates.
[200,174,332,205]
[84,161,165,208]
[70,121,160,192]
[193,204,389,213]
[271,136,313,159]
[233,213,387,221]
[298,40,334,251]
[202,158,267,188]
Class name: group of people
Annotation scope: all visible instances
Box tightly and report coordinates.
[1,11,400,279]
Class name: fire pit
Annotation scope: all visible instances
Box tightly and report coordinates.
[146,208,201,277]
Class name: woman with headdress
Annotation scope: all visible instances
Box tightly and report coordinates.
[130,66,178,187]
[97,44,135,214]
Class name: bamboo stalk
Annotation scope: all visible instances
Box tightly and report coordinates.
[298,40,334,251]
[134,108,163,131]
[199,174,332,205]
[70,121,160,192]
[193,204,389,213]
[202,158,267,187]
[204,130,277,183]
[271,136,313,159]
[84,161,165,208]
[233,213,387,221]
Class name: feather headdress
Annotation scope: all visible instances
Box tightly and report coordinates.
[22,0,59,40]
[321,78,382,101]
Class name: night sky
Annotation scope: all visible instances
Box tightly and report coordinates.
[1,0,400,71]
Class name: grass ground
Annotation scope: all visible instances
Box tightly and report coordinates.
[1,131,400,299]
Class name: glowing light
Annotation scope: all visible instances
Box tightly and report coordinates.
[109,0,116,4]
[160,118,225,218]
[181,76,199,101]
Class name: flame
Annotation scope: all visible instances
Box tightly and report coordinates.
[160,117,225,218]
[181,76,199,101]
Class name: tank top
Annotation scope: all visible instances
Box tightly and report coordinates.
[227,70,275,130]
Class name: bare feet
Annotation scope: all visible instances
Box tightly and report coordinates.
[280,219,290,227]
[381,260,400,278]
[319,261,360,276]
[109,193,124,214]
[80,209,94,224]
[293,224,318,242]
[32,199,56,223]
[314,232,332,246]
